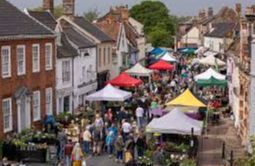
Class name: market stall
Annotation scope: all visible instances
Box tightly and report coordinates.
[196,76,228,87]
[85,84,132,101]
[199,54,226,67]
[194,67,226,81]
[166,89,206,108]
[146,108,203,135]
[107,72,143,88]
[160,52,177,62]
[149,60,174,71]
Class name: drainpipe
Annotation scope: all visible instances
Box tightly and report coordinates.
[72,56,74,114]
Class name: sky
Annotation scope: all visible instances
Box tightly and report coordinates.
[8,0,255,17]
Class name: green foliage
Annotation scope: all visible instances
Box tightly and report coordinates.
[235,137,255,166]
[180,159,197,166]
[130,1,177,47]
[83,8,100,22]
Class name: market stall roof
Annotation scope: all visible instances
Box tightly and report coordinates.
[194,67,226,81]
[166,89,206,107]
[125,63,153,77]
[149,60,174,71]
[199,54,226,66]
[203,51,218,57]
[160,52,177,62]
[150,47,165,55]
[196,76,227,87]
[150,108,167,117]
[195,46,208,54]
[107,72,143,88]
[146,108,203,135]
[180,48,196,54]
[85,84,132,101]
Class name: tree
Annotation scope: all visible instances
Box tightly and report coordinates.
[83,8,100,22]
[130,1,177,47]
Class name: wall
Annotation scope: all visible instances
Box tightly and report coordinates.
[73,47,97,109]
[97,42,113,74]
[0,37,56,138]
[137,37,146,62]
[180,27,200,46]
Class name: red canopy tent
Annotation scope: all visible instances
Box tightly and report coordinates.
[107,72,143,88]
[149,60,174,71]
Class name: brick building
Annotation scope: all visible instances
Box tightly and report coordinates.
[0,0,56,137]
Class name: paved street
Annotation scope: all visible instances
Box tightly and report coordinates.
[198,117,245,166]
[87,155,123,166]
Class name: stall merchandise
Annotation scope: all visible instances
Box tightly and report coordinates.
[107,72,143,88]
[146,108,203,135]
[149,60,174,71]
[194,68,226,81]
[166,89,206,107]
[85,84,132,101]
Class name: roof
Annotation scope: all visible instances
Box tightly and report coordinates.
[73,17,113,42]
[108,72,143,88]
[64,27,96,49]
[124,22,139,47]
[0,0,54,38]
[95,21,121,42]
[57,33,77,58]
[28,10,57,30]
[205,22,236,38]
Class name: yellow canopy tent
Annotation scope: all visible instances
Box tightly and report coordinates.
[166,89,206,107]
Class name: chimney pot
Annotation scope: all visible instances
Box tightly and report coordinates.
[43,0,54,14]
[63,0,75,19]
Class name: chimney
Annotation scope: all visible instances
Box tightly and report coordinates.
[43,0,54,14]
[198,9,206,20]
[63,0,75,19]
[235,3,241,17]
[120,5,129,21]
[207,7,213,17]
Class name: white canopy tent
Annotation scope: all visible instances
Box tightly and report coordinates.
[203,51,218,57]
[199,55,226,66]
[195,46,208,55]
[160,52,177,62]
[146,108,203,135]
[125,63,153,77]
[85,84,132,101]
[194,68,226,81]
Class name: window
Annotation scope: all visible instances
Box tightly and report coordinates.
[33,91,41,121]
[103,47,106,65]
[45,43,53,70]
[98,48,102,67]
[108,47,111,64]
[84,49,89,56]
[82,66,86,81]
[1,46,11,78]
[17,45,25,75]
[32,44,40,72]
[2,98,12,132]
[62,60,71,83]
[45,88,53,115]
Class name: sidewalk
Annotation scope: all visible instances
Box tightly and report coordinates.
[198,117,246,166]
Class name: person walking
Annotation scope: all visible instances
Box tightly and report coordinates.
[71,143,83,166]
[152,146,164,166]
[136,133,146,157]
[83,126,92,154]
[105,131,115,157]
[135,105,144,128]
[64,140,73,166]
[121,120,132,142]
[115,134,124,163]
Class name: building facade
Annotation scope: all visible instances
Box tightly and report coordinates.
[0,0,56,137]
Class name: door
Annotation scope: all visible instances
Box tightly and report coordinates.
[20,96,27,132]
[64,96,70,113]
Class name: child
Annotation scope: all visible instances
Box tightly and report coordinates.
[114,134,124,163]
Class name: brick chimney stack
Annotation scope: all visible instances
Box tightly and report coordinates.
[235,3,242,17]
[63,0,75,19]
[207,7,213,17]
[43,0,54,14]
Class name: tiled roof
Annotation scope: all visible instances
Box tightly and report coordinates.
[0,0,54,37]
[57,33,77,58]
[64,27,95,49]
[73,17,113,42]
[95,21,120,42]
[205,22,236,38]
[28,10,57,30]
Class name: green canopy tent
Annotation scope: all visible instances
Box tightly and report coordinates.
[180,48,196,55]
[196,76,227,87]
